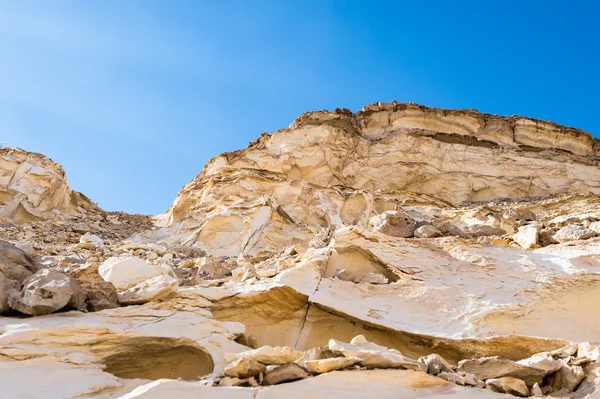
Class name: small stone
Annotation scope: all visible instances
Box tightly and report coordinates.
[262,363,308,385]
[295,346,338,368]
[531,383,543,396]
[486,377,529,397]
[463,373,478,386]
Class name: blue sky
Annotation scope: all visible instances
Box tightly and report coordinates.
[1,1,598,215]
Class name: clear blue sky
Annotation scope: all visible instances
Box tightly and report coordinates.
[1,1,598,215]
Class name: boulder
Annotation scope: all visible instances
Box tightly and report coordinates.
[262,363,308,385]
[328,335,424,371]
[0,271,20,314]
[226,345,304,365]
[118,275,179,305]
[486,377,529,397]
[413,225,443,238]
[513,224,540,249]
[515,354,562,374]
[305,356,361,374]
[224,358,266,378]
[9,269,85,316]
[368,211,415,238]
[98,256,176,289]
[68,265,119,311]
[552,224,597,243]
[457,356,553,386]
[419,353,454,375]
[0,240,42,283]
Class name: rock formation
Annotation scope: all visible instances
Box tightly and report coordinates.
[0,102,599,398]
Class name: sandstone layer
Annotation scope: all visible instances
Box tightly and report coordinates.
[1,102,600,399]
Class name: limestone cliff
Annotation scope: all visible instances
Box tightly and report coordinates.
[1,103,600,399]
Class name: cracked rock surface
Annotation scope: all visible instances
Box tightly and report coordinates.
[1,102,600,398]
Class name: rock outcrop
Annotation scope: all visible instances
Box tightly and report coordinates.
[0,147,94,223]
[1,102,600,399]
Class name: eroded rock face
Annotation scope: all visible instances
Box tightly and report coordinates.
[2,103,600,399]
[0,147,93,223]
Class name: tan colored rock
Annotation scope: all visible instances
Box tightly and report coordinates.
[486,377,529,397]
[552,224,597,243]
[328,336,424,371]
[9,269,84,316]
[118,275,179,305]
[513,224,540,249]
[305,356,361,374]
[549,363,586,391]
[419,353,454,375]
[224,358,266,378]
[457,356,552,386]
[438,371,465,385]
[226,345,304,365]
[414,225,443,238]
[368,211,416,238]
[263,363,309,385]
[68,264,119,311]
[0,147,93,223]
[531,383,543,396]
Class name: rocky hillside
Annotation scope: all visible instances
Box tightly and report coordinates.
[1,102,599,399]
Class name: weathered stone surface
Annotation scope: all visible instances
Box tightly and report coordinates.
[531,383,543,396]
[263,363,308,385]
[0,240,41,282]
[486,377,529,397]
[0,147,93,223]
[3,104,600,398]
[118,275,179,305]
[552,224,597,243]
